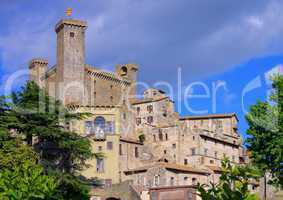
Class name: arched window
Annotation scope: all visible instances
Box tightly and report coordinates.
[121,66,128,76]
[170,177,175,186]
[192,177,197,185]
[94,116,106,138]
[94,116,106,127]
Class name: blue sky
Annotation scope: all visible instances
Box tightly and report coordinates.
[1,0,283,142]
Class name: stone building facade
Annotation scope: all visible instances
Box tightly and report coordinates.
[28,19,257,200]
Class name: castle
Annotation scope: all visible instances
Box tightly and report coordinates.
[29,19,256,200]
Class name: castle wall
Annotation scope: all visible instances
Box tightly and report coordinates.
[27,18,255,198]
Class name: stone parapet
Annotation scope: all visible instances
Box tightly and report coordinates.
[55,19,87,33]
[28,58,48,69]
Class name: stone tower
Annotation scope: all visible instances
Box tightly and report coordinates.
[29,58,48,88]
[55,19,87,105]
[115,63,138,102]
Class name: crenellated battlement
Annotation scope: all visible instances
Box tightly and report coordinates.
[55,19,87,33]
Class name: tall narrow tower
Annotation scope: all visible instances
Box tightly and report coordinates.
[55,19,87,105]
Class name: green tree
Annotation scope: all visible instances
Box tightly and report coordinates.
[0,160,59,200]
[0,136,59,199]
[138,133,145,143]
[197,159,260,200]
[1,81,96,199]
[245,75,283,187]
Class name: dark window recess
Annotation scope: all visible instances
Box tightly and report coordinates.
[147,116,153,124]
[119,144,122,155]
[96,158,104,173]
[137,107,140,114]
[191,148,196,155]
[135,147,139,158]
[107,142,113,150]
[184,159,188,165]
[98,146,102,151]
[65,122,70,130]
[201,157,204,164]
[158,133,163,141]
[153,135,156,142]
[165,133,168,140]
[192,178,197,185]
[170,177,175,186]
[70,32,75,37]
[210,160,214,164]
[147,105,153,113]
[136,118,141,125]
[172,143,176,149]
[163,110,167,117]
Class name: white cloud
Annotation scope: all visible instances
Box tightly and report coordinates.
[246,16,264,29]
[1,0,283,84]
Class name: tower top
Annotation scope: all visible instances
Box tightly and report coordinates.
[55,19,87,33]
[29,58,48,69]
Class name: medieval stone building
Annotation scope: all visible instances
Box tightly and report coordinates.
[29,19,256,200]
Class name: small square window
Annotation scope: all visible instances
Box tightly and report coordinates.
[70,32,75,37]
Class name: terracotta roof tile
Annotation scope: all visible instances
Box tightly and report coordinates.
[180,113,238,121]
[124,162,210,175]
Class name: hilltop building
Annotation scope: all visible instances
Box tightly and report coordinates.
[29,19,255,200]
